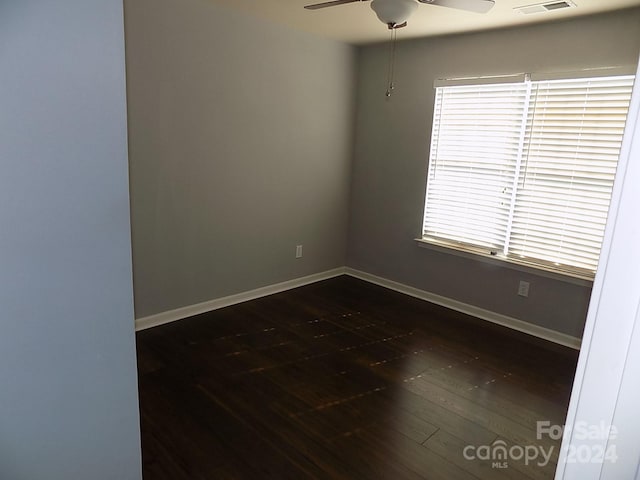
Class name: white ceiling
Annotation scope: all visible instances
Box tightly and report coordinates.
[204,0,640,44]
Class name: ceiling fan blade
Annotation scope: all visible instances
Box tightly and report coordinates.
[418,0,494,13]
[304,0,364,10]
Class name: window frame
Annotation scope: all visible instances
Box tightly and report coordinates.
[418,69,636,281]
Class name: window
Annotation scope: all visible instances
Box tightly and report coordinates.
[422,73,635,278]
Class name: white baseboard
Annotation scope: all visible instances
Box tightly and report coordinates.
[135,265,581,350]
[135,267,346,331]
[344,268,582,350]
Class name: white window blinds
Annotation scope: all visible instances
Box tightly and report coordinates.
[424,82,529,251]
[423,74,635,277]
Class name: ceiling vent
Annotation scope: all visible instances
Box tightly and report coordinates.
[515,0,576,14]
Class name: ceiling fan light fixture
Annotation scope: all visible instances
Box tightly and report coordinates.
[370,0,419,27]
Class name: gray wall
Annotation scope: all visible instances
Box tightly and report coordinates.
[348,9,640,338]
[0,1,141,479]
[125,0,356,319]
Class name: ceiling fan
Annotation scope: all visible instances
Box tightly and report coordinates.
[304,0,495,29]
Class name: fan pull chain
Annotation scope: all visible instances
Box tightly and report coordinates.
[386,27,398,98]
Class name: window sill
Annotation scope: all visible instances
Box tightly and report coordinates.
[414,238,594,287]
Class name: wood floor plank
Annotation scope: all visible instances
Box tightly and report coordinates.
[403,377,560,459]
[382,410,439,444]
[412,356,567,429]
[392,387,499,446]
[333,424,481,480]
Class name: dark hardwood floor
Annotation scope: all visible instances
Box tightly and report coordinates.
[136,275,579,479]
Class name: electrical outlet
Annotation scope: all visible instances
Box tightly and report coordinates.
[295,245,303,259]
[518,280,530,297]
